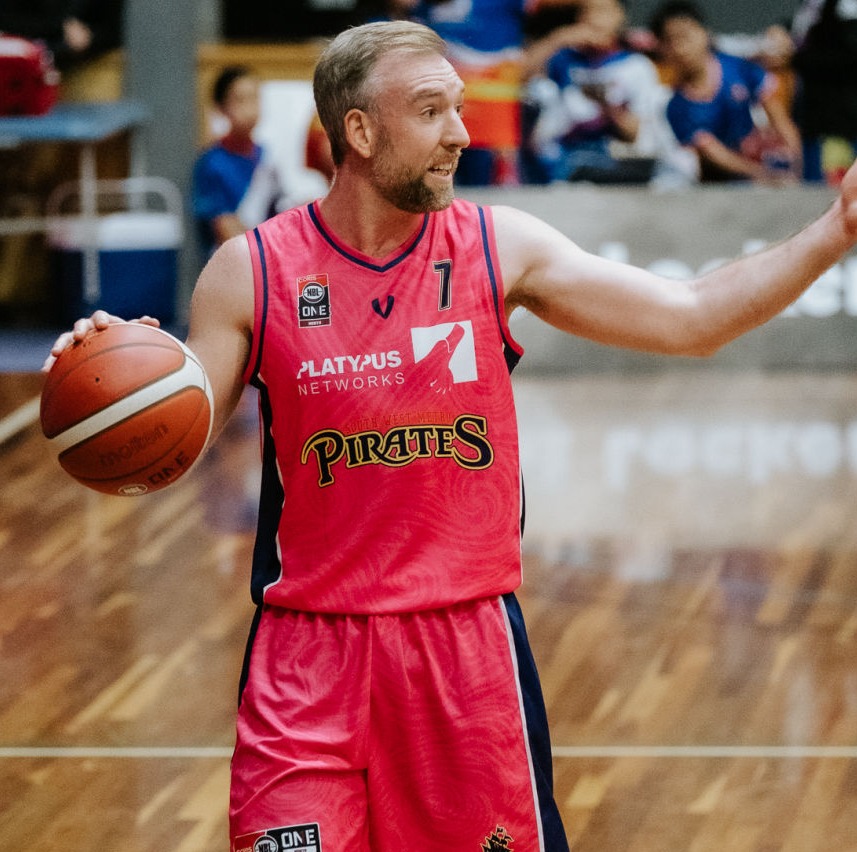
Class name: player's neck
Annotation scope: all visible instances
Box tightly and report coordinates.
[318,174,427,260]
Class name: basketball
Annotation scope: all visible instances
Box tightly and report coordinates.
[40,323,214,496]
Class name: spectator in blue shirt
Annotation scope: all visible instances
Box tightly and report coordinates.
[650,0,801,183]
[192,66,288,259]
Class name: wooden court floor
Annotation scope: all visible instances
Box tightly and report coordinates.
[2,368,857,851]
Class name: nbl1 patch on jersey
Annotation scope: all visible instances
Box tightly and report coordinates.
[297,274,331,328]
[234,822,321,852]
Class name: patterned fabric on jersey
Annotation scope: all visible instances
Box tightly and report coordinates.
[666,52,770,151]
[243,199,524,614]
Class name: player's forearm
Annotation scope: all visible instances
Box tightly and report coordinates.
[689,199,856,351]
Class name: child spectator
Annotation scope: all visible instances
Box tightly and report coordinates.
[192,66,289,259]
[650,0,801,184]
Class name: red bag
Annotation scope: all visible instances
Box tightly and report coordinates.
[0,34,60,116]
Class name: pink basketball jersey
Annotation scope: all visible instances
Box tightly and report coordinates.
[243,199,524,613]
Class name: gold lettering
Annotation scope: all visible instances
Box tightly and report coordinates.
[299,415,495,485]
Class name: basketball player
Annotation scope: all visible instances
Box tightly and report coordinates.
[45,20,857,852]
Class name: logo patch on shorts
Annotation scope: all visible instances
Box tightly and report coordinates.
[481,825,514,851]
[233,822,321,852]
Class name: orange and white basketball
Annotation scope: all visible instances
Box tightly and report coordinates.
[40,323,213,496]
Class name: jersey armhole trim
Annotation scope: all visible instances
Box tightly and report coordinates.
[478,205,524,367]
[243,227,269,387]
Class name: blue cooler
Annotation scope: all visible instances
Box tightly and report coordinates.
[47,178,183,323]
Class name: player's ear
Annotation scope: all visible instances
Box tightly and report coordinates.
[344,108,374,159]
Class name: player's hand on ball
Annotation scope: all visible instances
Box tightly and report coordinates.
[40,322,213,495]
[42,310,161,372]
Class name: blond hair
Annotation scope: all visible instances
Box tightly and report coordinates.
[313,20,447,166]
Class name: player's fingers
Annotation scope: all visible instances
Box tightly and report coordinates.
[65,311,111,342]
[87,309,115,330]
[42,312,160,372]
[94,311,160,328]
[42,311,115,372]
[42,332,75,372]
[90,312,160,328]
[51,331,75,353]
[128,315,161,328]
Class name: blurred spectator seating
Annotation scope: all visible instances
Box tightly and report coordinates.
[790,0,857,184]
[522,0,696,187]
[648,0,802,185]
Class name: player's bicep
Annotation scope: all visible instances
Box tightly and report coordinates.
[497,205,698,353]
[185,236,254,440]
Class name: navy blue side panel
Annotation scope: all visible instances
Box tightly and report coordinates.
[246,227,285,606]
[503,592,570,851]
[503,342,522,375]
[249,384,285,605]
[237,604,264,706]
[248,227,269,385]
[477,206,522,375]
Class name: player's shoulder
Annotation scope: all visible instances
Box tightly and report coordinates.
[200,232,253,293]
[488,202,586,265]
[193,234,255,329]
[487,203,560,259]
[256,201,312,234]
[488,203,538,228]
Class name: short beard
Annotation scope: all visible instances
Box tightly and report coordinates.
[372,130,456,213]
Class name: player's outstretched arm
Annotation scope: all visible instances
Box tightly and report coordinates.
[499,159,857,356]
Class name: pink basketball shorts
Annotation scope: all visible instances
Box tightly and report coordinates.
[229,594,567,851]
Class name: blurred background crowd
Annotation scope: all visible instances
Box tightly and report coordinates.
[0,0,854,329]
[193,0,857,193]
